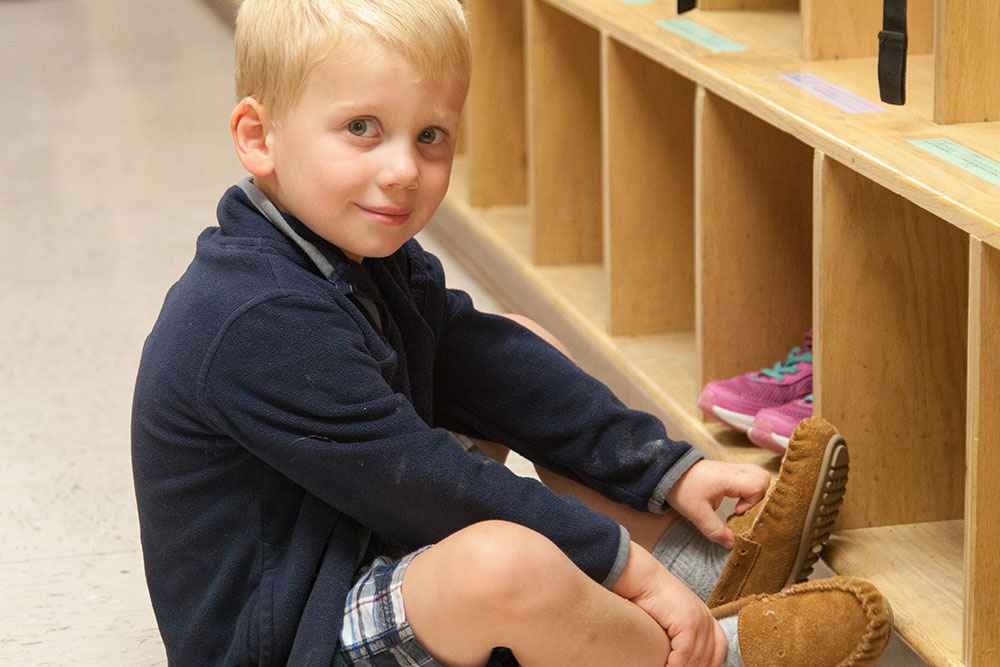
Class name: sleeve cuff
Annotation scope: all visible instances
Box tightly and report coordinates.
[647,448,704,514]
[601,524,632,590]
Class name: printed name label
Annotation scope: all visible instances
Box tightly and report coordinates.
[656,19,746,52]
[910,138,1000,188]
[779,73,885,114]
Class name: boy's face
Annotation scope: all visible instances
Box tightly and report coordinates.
[258,36,468,262]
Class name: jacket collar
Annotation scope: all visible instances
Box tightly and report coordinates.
[228,177,378,301]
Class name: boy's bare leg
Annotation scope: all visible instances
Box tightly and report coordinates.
[466,434,675,552]
[471,435,727,602]
[402,520,669,667]
[535,467,679,552]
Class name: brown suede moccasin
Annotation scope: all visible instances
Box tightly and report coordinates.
[707,417,849,608]
[712,576,892,667]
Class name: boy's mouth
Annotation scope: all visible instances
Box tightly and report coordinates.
[357,204,413,226]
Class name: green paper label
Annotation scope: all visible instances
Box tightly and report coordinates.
[656,19,746,52]
[910,138,1000,188]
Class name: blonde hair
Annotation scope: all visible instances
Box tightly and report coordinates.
[234,0,470,119]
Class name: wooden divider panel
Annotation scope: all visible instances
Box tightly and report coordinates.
[935,0,1000,123]
[801,0,933,60]
[467,0,528,206]
[818,154,967,529]
[697,91,813,393]
[527,0,603,265]
[965,240,1000,666]
[605,39,696,337]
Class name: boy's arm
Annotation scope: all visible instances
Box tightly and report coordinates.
[196,293,626,586]
[431,288,702,515]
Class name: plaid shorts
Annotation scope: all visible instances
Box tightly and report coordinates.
[339,433,520,667]
[339,548,436,666]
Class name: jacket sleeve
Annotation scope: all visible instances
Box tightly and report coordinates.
[431,287,703,515]
[197,292,627,586]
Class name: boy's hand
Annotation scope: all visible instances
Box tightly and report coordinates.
[615,545,727,667]
[665,460,770,548]
[637,574,727,667]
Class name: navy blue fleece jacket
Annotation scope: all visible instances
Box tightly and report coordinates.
[131,184,702,666]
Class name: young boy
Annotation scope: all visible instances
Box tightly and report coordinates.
[131,1,891,665]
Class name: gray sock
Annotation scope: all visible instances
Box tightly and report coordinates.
[650,517,731,601]
[718,614,742,666]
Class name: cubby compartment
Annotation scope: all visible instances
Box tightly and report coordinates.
[826,521,965,665]
[815,153,968,530]
[696,91,813,397]
[602,36,704,454]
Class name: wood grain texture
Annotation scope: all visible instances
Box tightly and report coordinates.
[527,0,603,264]
[438,159,777,466]
[467,0,529,206]
[802,0,933,60]
[965,240,1000,666]
[697,91,813,391]
[454,3,999,661]
[605,38,696,336]
[532,0,1000,246]
[825,522,964,667]
[817,153,968,529]
[935,0,1000,123]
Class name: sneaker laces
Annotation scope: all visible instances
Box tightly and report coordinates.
[758,347,812,381]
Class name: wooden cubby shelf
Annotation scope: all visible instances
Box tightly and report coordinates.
[433,0,1000,665]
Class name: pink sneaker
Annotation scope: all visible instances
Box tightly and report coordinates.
[748,394,814,453]
[698,331,812,433]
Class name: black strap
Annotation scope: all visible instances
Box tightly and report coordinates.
[678,0,695,13]
[877,0,907,105]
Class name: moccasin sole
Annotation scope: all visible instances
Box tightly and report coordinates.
[708,418,850,607]
[788,429,849,586]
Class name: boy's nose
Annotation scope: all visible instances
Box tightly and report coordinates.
[377,144,420,190]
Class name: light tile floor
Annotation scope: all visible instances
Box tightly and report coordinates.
[0,0,923,664]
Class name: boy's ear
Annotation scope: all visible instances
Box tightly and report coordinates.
[230,97,274,177]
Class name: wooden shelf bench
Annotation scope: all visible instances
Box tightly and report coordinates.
[434,1,1000,664]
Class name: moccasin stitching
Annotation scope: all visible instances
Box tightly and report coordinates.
[738,578,891,667]
[711,418,848,607]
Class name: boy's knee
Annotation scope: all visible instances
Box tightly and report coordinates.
[451,521,570,612]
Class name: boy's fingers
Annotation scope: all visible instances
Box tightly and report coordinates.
[734,498,755,514]
[689,507,735,548]
[713,621,728,667]
[729,468,770,511]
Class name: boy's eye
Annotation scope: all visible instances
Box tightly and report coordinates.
[347,119,377,137]
[418,127,445,145]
